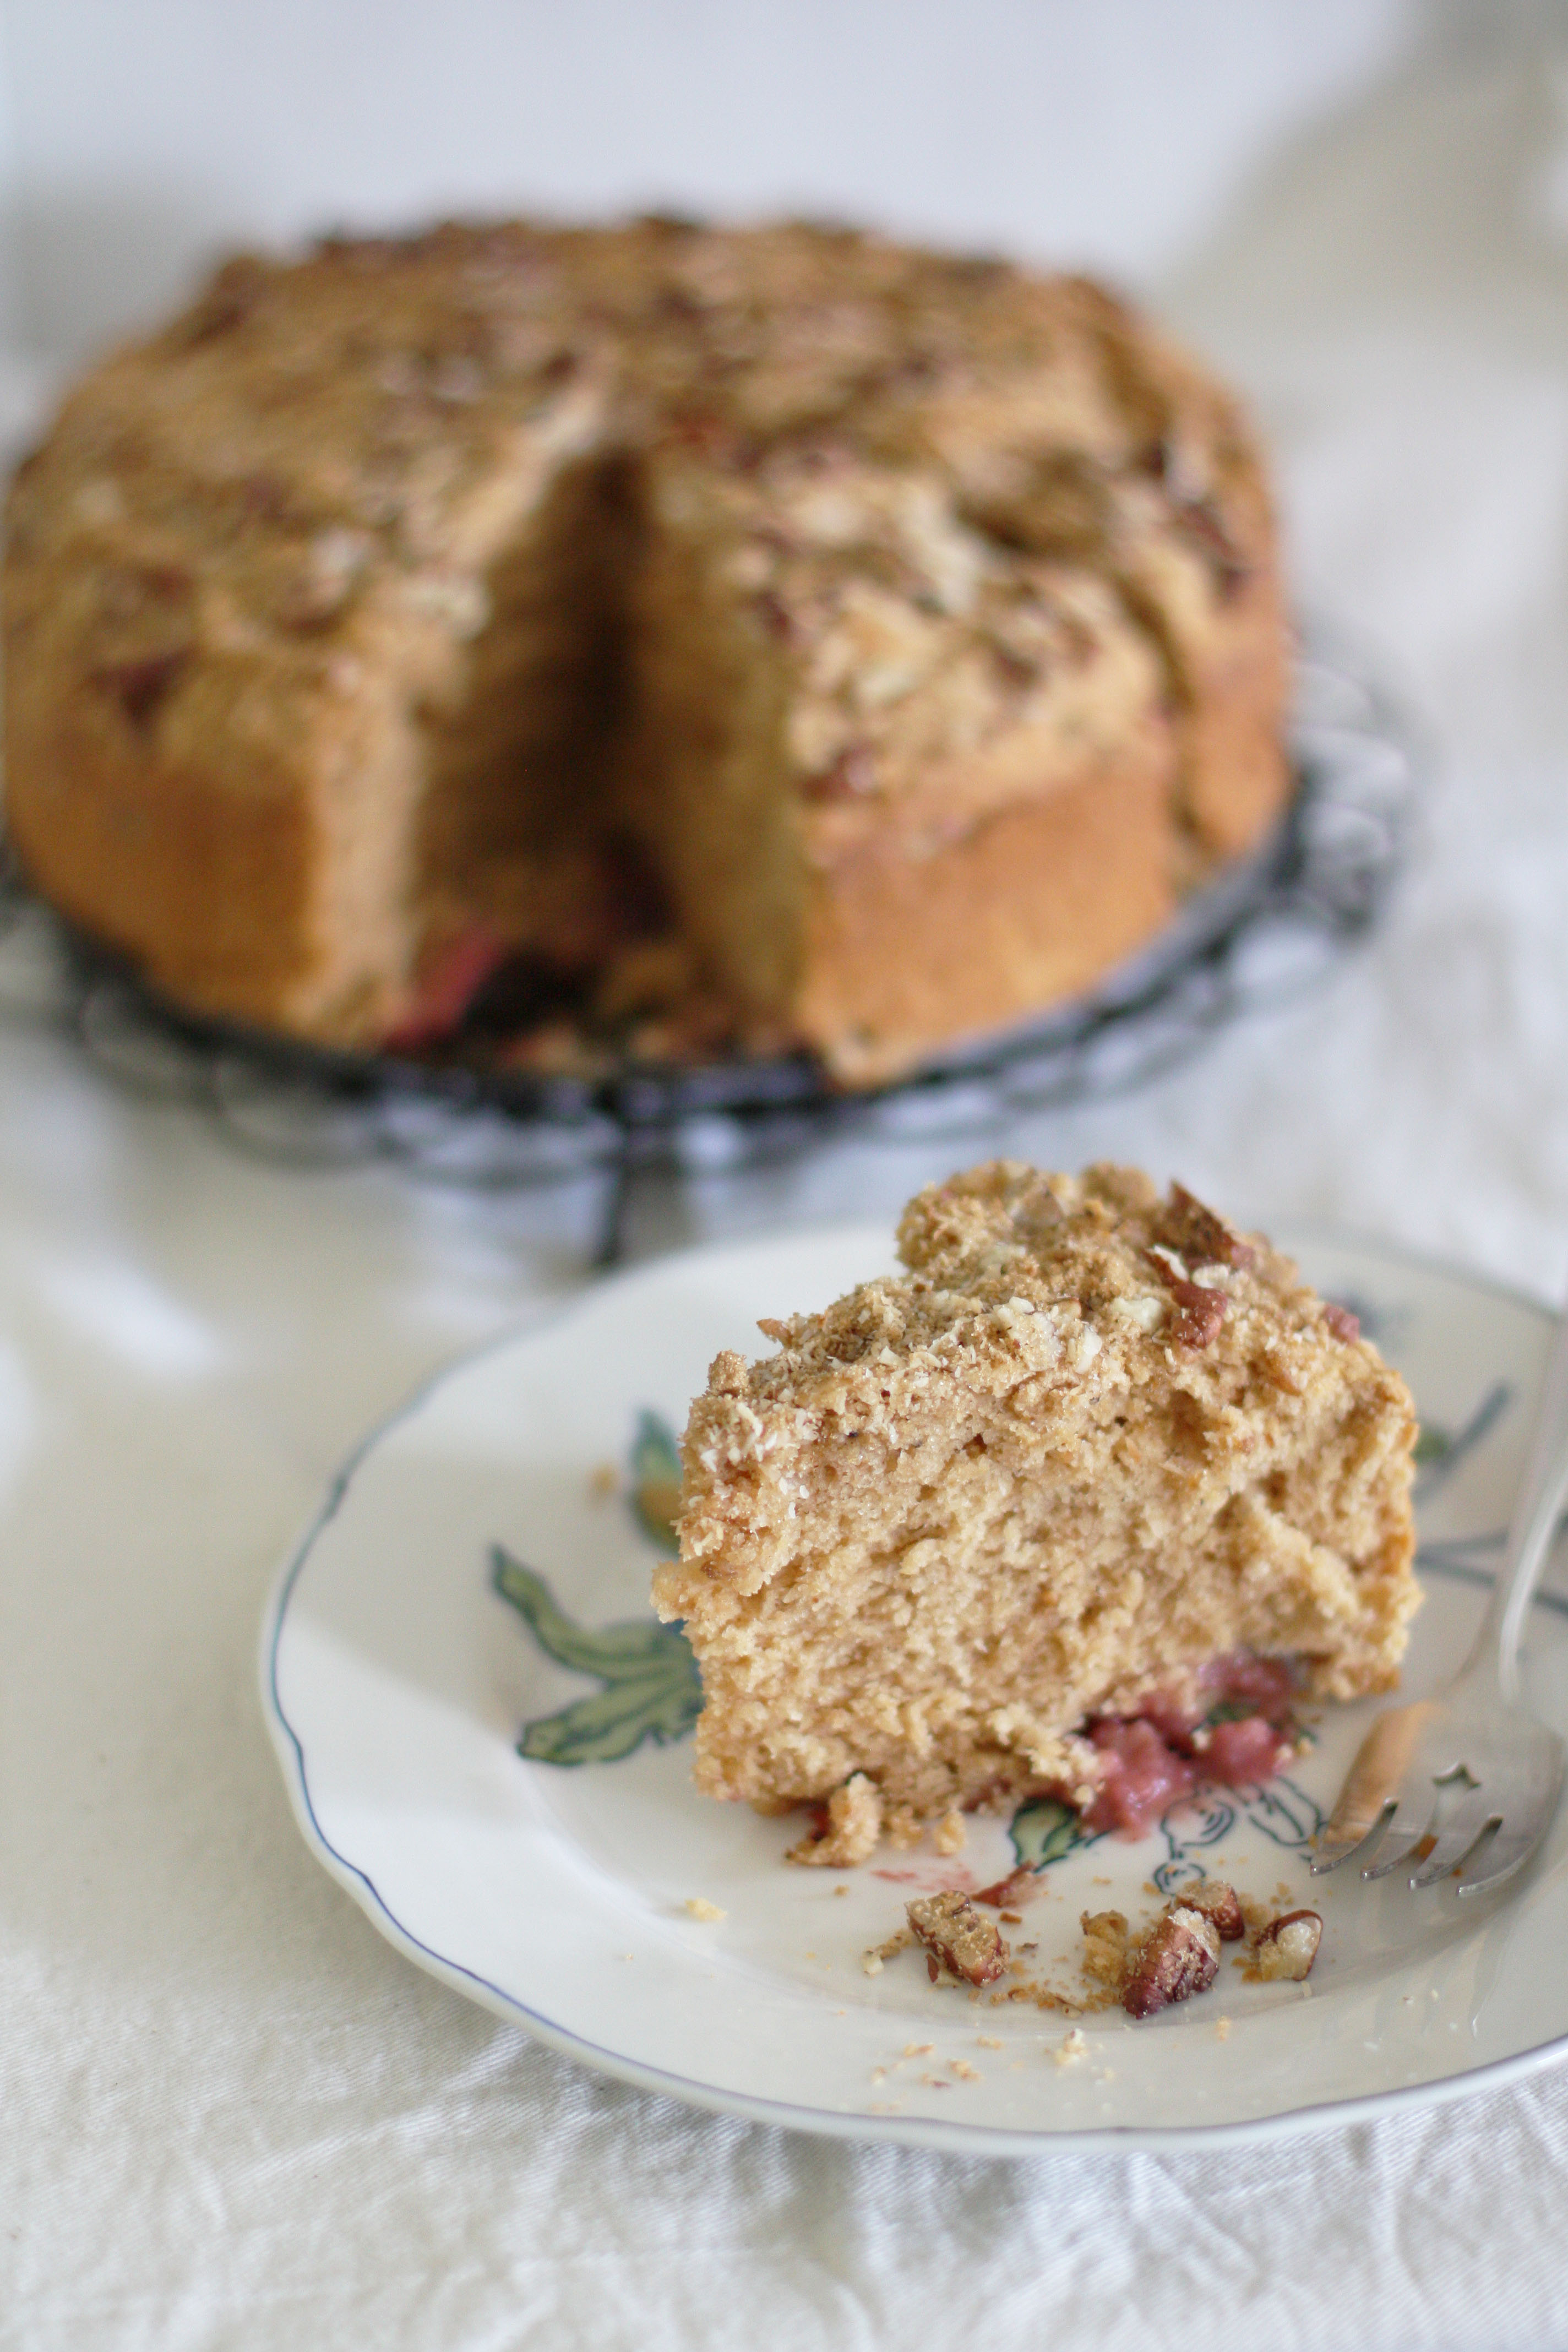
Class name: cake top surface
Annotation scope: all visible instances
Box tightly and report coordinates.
[682,1162,1391,1536]
[4,217,1266,704]
[651,441,1165,842]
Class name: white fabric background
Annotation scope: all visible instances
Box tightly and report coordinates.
[8,6,1568,2344]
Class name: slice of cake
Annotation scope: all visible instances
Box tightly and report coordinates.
[656,1162,1419,1861]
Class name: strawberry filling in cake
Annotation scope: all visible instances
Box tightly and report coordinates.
[1080,1651,1297,1836]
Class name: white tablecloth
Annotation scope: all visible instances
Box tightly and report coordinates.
[10,18,1568,2348]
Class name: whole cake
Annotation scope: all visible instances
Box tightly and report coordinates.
[3,220,1289,1082]
[659,1162,1419,1860]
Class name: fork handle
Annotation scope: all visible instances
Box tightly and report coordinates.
[1474,1297,1568,1699]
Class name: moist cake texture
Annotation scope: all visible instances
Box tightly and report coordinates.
[657,1162,1419,1857]
[3,219,1288,1082]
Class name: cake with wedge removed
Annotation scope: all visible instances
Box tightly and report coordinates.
[656,1162,1419,1863]
[3,219,1287,1085]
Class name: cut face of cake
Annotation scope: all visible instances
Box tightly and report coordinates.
[655,1163,1419,1861]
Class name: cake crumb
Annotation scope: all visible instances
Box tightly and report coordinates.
[863,1926,912,1977]
[1053,2029,1088,2067]
[683,1897,726,1922]
[1215,2016,1232,2041]
[788,1772,883,1866]
[1079,1909,1130,1989]
[903,2042,934,2057]
[949,2059,981,2081]
[933,1809,967,1856]
[977,2035,1004,2049]
[833,1884,850,1897]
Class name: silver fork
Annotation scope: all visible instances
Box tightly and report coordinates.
[1311,1291,1568,1897]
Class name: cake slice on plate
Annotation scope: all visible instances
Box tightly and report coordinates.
[656,1162,1419,1863]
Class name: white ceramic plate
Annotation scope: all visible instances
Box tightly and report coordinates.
[261,1224,1568,2153]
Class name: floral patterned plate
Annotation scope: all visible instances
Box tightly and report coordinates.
[260,1224,1568,2152]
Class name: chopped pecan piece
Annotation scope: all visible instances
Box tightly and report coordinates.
[92,648,189,728]
[1322,1303,1360,1343]
[1121,1904,1220,2017]
[1162,1182,1256,1270]
[665,405,731,454]
[788,1771,883,1867]
[991,641,1042,690]
[755,589,798,644]
[1170,497,1250,597]
[1251,1908,1322,1981]
[1180,1878,1246,1942]
[1145,1250,1228,1349]
[1169,1287,1227,1349]
[136,562,192,602]
[803,743,877,802]
[239,471,289,519]
[177,255,266,345]
[906,1890,1009,1986]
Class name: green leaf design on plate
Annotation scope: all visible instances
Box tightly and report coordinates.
[1235,1772,1324,1851]
[492,1545,703,1765]
[629,1408,683,1555]
[1009,1795,1100,1872]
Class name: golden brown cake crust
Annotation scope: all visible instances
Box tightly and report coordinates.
[3,221,1291,1075]
[659,1163,1419,1832]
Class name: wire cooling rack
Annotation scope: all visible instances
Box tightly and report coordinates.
[0,638,1417,1262]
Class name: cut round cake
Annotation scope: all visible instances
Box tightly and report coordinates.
[657,1163,1419,1860]
[2,220,1289,1083]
